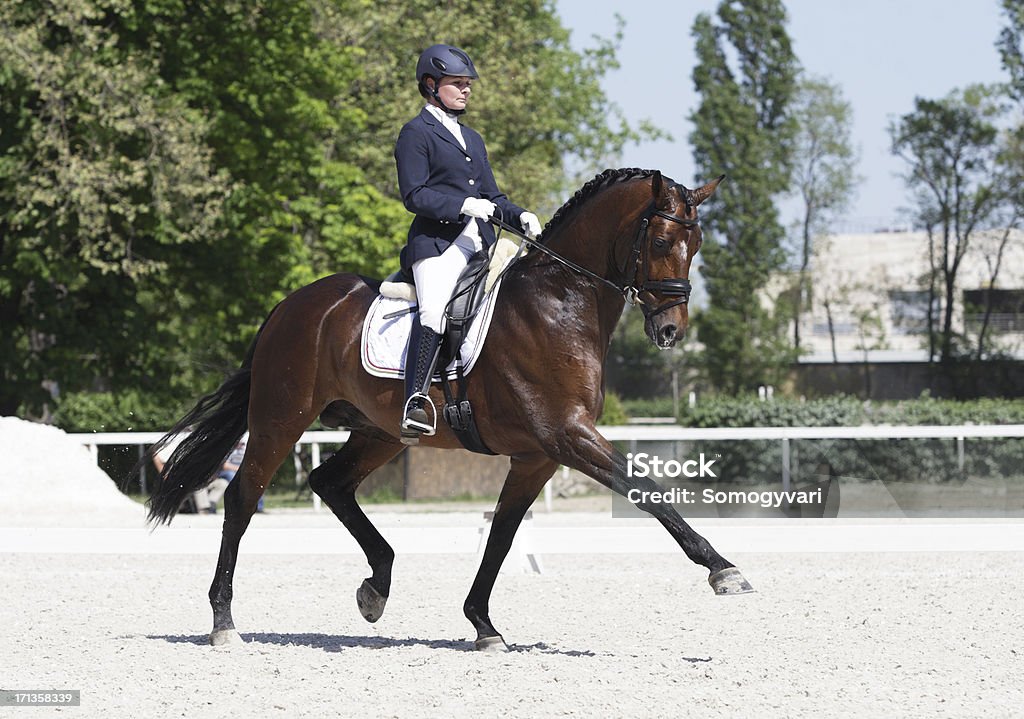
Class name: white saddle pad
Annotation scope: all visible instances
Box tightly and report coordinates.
[361,236,523,381]
[360,278,503,381]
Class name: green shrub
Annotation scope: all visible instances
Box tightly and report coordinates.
[598,391,629,425]
[680,395,864,428]
[672,394,1024,485]
[622,396,677,418]
[53,391,192,432]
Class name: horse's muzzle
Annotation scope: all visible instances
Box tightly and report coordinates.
[647,316,685,349]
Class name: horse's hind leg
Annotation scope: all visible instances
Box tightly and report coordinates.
[209,430,298,646]
[464,453,558,652]
[306,431,405,623]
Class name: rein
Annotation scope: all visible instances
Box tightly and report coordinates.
[491,204,699,320]
[490,215,620,294]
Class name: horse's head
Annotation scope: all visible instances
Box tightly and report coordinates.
[631,171,722,349]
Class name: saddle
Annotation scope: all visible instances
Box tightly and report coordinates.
[377,237,524,454]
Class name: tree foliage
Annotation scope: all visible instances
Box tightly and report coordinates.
[0,0,232,414]
[688,0,800,394]
[1,0,639,419]
[889,87,1007,368]
[789,76,860,352]
[328,0,647,216]
[998,0,1024,104]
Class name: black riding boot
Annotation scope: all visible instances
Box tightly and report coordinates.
[401,318,443,444]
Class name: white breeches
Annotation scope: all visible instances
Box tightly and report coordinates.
[412,232,480,333]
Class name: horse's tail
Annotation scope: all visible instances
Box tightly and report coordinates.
[134,310,275,526]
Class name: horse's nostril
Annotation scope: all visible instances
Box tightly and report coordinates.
[660,324,677,342]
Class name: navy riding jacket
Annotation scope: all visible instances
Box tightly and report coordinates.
[395,108,525,272]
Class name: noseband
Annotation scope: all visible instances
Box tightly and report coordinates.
[492,202,698,321]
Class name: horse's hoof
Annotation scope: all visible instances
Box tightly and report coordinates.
[209,629,244,647]
[709,567,755,595]
[474,635,509,653]
[357,579,388,623]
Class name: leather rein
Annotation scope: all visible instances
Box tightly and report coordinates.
[491,203,699,320]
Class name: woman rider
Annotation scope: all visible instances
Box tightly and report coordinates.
[394,43,541,443]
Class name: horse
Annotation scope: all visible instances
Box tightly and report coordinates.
[140,167,753,651]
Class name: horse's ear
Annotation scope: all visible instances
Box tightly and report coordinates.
[689,174,725,207]
[650,170,663,198]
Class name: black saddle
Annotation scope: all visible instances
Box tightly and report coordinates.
[382,249,492,360]
[441,249,492,359]
[381,249,496,454]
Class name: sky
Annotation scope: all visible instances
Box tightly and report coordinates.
[554,0,1011,232]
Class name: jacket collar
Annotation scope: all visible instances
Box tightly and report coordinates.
[419,107,471,155]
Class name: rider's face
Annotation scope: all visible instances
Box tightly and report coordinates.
[432,76,473,111]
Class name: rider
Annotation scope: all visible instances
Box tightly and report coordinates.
[394,43,541,443]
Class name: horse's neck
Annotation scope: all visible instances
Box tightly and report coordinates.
[544,203,631,282]
[528,211,631,350]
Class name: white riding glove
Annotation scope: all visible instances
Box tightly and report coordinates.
[461,197,496,220]
[520,211,542,239]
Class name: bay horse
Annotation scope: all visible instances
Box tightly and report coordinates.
[142,167,753,651]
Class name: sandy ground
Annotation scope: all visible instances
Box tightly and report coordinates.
[2,544,1022,719]
[2,418,1023,717]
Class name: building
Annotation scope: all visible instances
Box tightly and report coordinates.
[788,228,1024,398]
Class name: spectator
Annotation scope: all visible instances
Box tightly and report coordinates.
[152,431,229,515]
[217,433,262,513]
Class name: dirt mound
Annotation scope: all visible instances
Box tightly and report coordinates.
[0,417,145,527]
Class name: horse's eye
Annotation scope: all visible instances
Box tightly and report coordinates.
[653,238,667,249]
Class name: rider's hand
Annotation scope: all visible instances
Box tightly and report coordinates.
[520,211,542,239]
[461,197,496,220]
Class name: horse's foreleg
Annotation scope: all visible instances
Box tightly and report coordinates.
[464,453,558,652]
[209,434,296,646]
[307,431,405,623]
[559,424,753,595]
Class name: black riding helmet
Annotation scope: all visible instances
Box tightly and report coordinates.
[416,44,478,114]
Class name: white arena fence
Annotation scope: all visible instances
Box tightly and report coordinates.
[69,425,1024,513]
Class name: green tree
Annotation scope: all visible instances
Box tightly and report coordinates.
[688,0,800,394]
[789,75,860,352]
[998,0,1024,103]
[0,0,401,416]
[326,0,649,216]
[889,87,1006,368]
[1,0,644,420]
[0,0,232,416]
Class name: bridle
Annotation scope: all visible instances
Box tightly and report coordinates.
[623,205,700,320]
[492,198,699,321]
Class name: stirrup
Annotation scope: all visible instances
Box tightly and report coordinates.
[401,392,436,441]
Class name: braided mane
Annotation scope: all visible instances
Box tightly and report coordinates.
[541,168,659,239]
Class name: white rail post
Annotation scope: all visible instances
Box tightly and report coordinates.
[137,444,147,494]
[311,442,322,512]
[781,437,791,493]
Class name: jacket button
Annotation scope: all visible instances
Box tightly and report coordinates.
[466,157,471,162]
[468,179,475,185]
